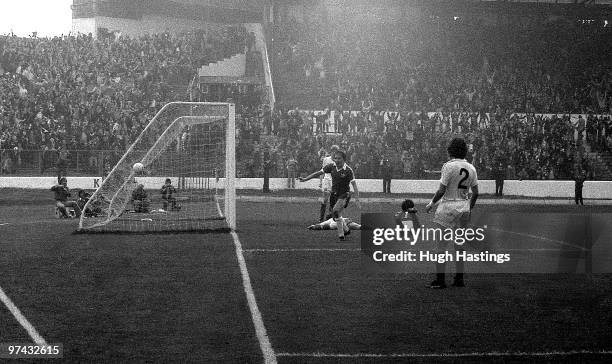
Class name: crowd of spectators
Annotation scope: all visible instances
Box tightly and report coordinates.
[235,107,610,181]
[250,15,612,180]
[1,15,612,181]
[0,26,248,173]
[272,17,612,114]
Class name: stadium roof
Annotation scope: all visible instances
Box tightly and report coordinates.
[322,0,612,9]
[409,0,612,17]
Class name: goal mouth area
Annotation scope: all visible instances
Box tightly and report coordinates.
[76,203,231,234]
[78,102,236,233]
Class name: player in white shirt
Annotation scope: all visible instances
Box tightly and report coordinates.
[319,144,339,221]
[425,137,479,289]
[307,217,361,231]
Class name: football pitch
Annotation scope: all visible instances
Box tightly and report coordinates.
[1,190,612,363]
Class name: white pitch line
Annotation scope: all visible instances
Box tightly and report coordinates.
[0,286,47,346]
[277,350,612,358]
[0,223,10,226]
[230,231,277,364]
[487,227,588,251]
[245,248,360,253]
[214,197,224,218]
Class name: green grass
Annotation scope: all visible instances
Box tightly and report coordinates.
[0,191,611,362]
[0,205,259,362]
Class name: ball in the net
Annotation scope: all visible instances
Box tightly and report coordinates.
[132,162,144,173]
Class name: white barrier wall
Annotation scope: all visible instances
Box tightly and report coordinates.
[1,177,611,199]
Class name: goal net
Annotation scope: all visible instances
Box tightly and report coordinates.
[78,102,236,232]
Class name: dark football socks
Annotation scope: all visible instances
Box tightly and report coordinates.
[319,204,327,222]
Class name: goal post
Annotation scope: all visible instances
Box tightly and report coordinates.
[225,104,236,230]
[78,102,236,232]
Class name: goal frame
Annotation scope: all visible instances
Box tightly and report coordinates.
[78,101,236,231]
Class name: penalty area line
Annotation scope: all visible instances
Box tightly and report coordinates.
[487,227,588,251]
[0,286,47,346]
[277,349,612,358]
[230,231,277,364]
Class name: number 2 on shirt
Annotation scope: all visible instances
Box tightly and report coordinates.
[458,168,469,189]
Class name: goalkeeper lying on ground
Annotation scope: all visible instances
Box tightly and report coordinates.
[308,217,361,231]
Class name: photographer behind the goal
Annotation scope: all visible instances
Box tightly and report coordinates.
[51,177,81,218]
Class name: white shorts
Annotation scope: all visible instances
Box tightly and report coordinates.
[322,177,332,193]
[433,200,471,229]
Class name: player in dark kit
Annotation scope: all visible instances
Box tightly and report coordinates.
[300,150,360,240]
[394,199,420,228]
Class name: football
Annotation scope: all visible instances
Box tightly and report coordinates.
[132,162,144,173]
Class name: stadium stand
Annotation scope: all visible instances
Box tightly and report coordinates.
[1,14,612,181]
[263,14,612,180]
[0,26,249,176]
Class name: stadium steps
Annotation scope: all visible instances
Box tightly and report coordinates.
[199,53,246,77]
[245,51,263,77]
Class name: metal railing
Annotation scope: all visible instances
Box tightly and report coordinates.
[0,150,123,177]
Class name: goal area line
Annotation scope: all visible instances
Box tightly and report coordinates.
[72,227,232,235]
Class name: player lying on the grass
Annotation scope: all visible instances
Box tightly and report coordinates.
[300,149,360,241]
[160,178,181,211]
[308,217,361,231]
[425,137,478,289]
[319,144,339,222]
[51,177,81,218]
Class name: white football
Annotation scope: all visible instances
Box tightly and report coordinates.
[132,162,144,173]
